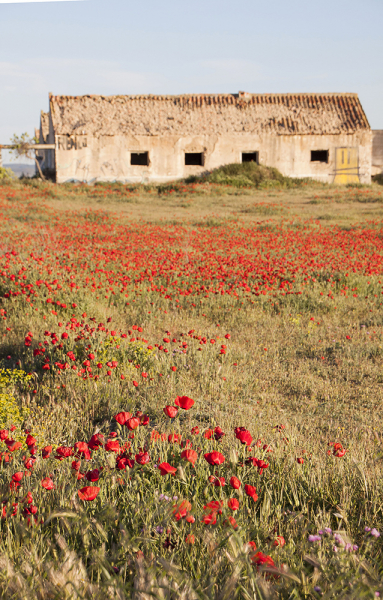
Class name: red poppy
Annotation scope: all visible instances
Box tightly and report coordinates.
[202,512,217,525]
[135,451,150,465]
[105,440,121,453]
[234,427,253,446]
[114,412,131,425]
[214,426,225,441]
[85,469,100,482]
[223,516,238,529]
[5,440,22,452]
[204,451,225,466]
[25,434,36,447]
[126,417,140,430]
[245,484,258,502]
[0,430,9,441]
[212,476,225,487]
[297,457,304,464]
[74,441,91,460]
[228,498,239,511]
[163,405,178,418]
[230,476,241,489]
[42,445,52,459]
[273,536,285,547]
[174,396,194,410]
[251,551,275,568]
[185,534,195,544]
[72,460,81,471]
[181,448,198,466]
[12,472,23,483]
[191,426,199,435]
[78,486,100,501]
[55,446,73,459]
[88,433,105,450]
[41,477,55,490]
[116,457,135,470]
[158,462,177,476]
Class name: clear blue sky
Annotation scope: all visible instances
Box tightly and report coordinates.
[1,0,382,162]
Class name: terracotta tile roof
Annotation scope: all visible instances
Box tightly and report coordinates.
[49,92,370,137]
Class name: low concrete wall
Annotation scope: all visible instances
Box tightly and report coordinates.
[55,131,372,184]
[372,131,383,176]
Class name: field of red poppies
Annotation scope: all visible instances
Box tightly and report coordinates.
[0,178,383,599]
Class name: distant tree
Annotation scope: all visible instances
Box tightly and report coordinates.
[10,132,45,180]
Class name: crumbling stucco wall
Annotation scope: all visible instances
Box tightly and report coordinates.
[372,131,383,176]
[54,131,372,184]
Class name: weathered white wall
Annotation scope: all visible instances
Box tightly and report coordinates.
[372,131,383,176]
[54,130,372,184]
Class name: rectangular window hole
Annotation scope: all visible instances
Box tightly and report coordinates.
[311,150,328,163]
[131,152,149,166]
[185,152,204,166]
[242,152,259,163]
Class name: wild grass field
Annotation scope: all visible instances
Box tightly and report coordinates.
[0,173,383,599]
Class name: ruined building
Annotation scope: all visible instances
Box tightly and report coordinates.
[37,92,372,184]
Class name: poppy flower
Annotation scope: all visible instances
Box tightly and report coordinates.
[116,457,135,470]
[25,434,36,447]
[228,498,239,511]
[105,440,121,453]
[88,433,105,450]
[223,516,238,529]
[114,412,131,426]
[191,426,199,435]
[204,451,225,466]
[251,551,275,568]
[12,472,23,483]
[158,462,177,476]
[5,440,22,452]
[273,536,285,547]
[181,448,198,466]
[41,477,55,490]
[135,451,150,465]
[72,460,81,471]
[297,457,304,464]
[212,476,225,487]
[173,500,192,520]
[245,484,258,502]
[202,513,217,526]
[230,476,241,489]
[234,427,253,446]
[74,441,91,460]
[0,430,9,441]
[42,446,52,459]
[78,486,100,501]
[168,433,181,444]
[85,469,100,482]
[163,405,178,418]
[185,534,195,544]
[174,396,194,410]
[214,426,225,441]
[126,417,140,430]
[55,446,73,459]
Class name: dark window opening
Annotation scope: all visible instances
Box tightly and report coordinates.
[185,152,204,166]
[311,150,328,163]
[242,152,259,163]
[131,152,149,166]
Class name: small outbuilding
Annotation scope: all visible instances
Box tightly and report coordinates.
[39,92,372,184]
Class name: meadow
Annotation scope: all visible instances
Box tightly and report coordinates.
[0,174,383,599]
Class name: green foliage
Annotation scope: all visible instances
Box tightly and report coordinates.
[188,162,315,189]
[0,167,15,182]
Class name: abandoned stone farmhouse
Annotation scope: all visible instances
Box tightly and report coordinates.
[37,92,372,184]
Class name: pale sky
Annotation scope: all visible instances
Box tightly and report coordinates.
[1,0,382,163]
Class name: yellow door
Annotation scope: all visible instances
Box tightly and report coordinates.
[334,147,359,184]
